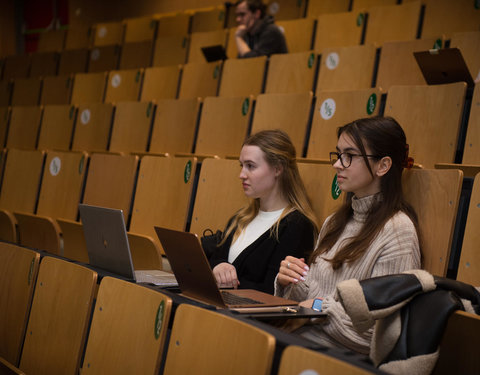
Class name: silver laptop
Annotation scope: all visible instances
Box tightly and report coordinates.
[154,226,304,311]
[78,204,178,287]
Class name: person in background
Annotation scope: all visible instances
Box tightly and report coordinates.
[234,0,288,58]
[276,116,421,354]
[209,129,318,294]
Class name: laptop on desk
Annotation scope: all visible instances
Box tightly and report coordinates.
[78,204,178,287]
[154,226,306,312]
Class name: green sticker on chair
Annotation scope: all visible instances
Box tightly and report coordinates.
[28,258,35,285]
[146,102,152,117]
[69,106,75,119]
[297,0,303,7]
[182,37,187,48]
[79,156,85,174]
[308,53,315,68]
[135,71,140,82]
[331,175,341,200]
[242,98,250,115]
[475,0,480,9]
[366,93,377,115]
[150,20,156,29]
[213,65,220,79]
[184,160,192,183]
[357,13,364,27]
[433,39,442,50]
[219,11,225,21]
[154,300,165,340]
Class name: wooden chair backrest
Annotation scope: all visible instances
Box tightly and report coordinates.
[119,41,154,70]
[29,51,58,78]
[163,304,275,375]
[87,45,120,73]
[364,1,422,46]
[314,11,364,51]
[316,44,376,92]
[130,155,198,249]
[57,219,89,263]
[124,16,157,43]
[140,65,181,101]
[37,104,75,151]
[93,21,124,46]
[19,256,97,375]
[456,172,480,286]
[37,30,65,52]
[70,72,107,105]
[278,345,375,375]
[462,84,480,164]
[187,29,228,63]
[298,161,345,226]
[80,277,172,374]
[190,6,226,33]
[226,27,238,59]
[218,56,267,97]
[251,92,313,154]
[384,82,467,168]
[265,51,317,94]
[36,150,88,219]
[376,39,436,93]
[40,75,74,106]
[422,0,480,39]
[71,103,113,152]
[352,0,396,11]
[178,61,221,99]
[402,168,463,276]
[3,55,30,80]
[11,78,41,106]
[104,68,143,103]
[266,0,306,20]
[8,101,42,142]
[156,13,190,37]
[195,95,252,157]
[277,18,315,53]
[307,0,350,18]
[432,311,480,375]
[109,101,154,154]
[0,148,44,213]
[149,97,200,154]
[307,88,381,159]
[0,243,40,365]
[58,48,88,75]
[152,35,189,67]
[65,26,92,50]
[450,31,480,83]
[189,158,248,236]
[83,152,139,220]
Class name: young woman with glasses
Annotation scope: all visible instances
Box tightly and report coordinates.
[275,116,421,354]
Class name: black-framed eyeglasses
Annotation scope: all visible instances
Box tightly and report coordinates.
[329,151,380,168]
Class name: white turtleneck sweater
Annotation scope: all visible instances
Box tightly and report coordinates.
[275,194,421,354]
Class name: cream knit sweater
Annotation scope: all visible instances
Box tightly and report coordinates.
[275,194,421,354]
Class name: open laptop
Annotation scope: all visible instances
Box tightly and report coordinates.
[201,44,228,62]
[78,204,178,287]
[154,226,308,312]
[414,47,475,88]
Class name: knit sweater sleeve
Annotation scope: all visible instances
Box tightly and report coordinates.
[318,212,421,354]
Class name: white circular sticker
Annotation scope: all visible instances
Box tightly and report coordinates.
[268,2,279,14]
[80,109,91,125]
[75,8,82,16]
[111,74,121,88]
[320,98,336,120]
[98,26,107,38]
[49,157,61,176]
[325,52,339,70]
[90,48,100,61]
[299,370,320,375]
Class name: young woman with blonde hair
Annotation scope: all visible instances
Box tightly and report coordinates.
[209,129,318,294]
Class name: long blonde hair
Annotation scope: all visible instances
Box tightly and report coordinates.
[221,129,319,244]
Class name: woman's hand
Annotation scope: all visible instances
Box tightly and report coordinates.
[212,262,240,288]
[277,256,309,287]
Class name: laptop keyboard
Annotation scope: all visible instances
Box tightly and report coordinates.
[221,291,263,305]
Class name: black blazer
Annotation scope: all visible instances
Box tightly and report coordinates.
[209,210,315,294]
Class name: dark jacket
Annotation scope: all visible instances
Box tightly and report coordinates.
[240,15,288,58]
[209,210,314,294]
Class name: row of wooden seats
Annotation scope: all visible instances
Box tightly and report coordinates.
[0,82,477,171]
[1,31,478,114]
[33,0,480,55]
[0,242,390,374]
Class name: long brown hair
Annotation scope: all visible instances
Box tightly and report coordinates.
[310,116,421,269]
[221,129,319,244]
